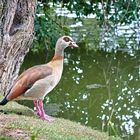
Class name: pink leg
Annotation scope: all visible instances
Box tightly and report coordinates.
[38,99,54,122]
[33,99,54,122]
[33,99,41,116]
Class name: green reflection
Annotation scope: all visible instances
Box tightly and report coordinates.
[21,48,140,140]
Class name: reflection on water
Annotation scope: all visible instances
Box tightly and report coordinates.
[21,48,140,140]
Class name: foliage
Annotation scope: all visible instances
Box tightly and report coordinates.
[41,0,140,24]
[32,2,70,52]
[33,0,140,52]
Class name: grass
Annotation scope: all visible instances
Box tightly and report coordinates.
[0,136,13,140]
[0,95,121,140]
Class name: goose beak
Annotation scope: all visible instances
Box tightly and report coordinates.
[69,41,78,48]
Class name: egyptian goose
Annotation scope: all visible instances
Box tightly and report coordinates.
[0,36,78,121]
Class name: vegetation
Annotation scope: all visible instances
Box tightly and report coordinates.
[33,2,70,52]
[33,0,140,52]
[0,96,121,140]
[39,0,139,24]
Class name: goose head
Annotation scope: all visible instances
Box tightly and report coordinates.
[56,36,78,50]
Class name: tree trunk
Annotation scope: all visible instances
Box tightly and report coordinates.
[0,0,36,95]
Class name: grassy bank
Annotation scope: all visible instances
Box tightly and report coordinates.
[0,96,121,140]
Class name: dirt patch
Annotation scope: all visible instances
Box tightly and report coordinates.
[0,127,29,140]
[0,114,30,140]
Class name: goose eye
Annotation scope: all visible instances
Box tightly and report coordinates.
[63,37,70,42]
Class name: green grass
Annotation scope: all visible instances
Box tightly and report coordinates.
[0,136,13,140]
[0,95,121,140]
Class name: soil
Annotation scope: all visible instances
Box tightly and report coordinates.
[0,114,30,140]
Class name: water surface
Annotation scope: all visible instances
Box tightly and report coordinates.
[21,48,140,140]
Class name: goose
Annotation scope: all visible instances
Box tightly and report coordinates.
[0,36,78,121]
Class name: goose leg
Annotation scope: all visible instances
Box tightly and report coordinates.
[34,99,54,122]
[38,99,54,122]
[34,99,41,116]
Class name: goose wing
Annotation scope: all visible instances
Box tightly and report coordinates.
[6,65,52,100]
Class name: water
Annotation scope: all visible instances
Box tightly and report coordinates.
[21,48,140,140]
[32,3,140,139]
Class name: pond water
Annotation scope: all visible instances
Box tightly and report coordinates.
[21,48,140,140]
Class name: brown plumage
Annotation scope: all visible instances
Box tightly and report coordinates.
[7,65,52,100]
[0,36,78,121]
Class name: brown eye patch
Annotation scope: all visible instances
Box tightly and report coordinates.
[63,37,71,42]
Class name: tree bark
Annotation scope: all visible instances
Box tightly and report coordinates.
[0,0,36,95]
